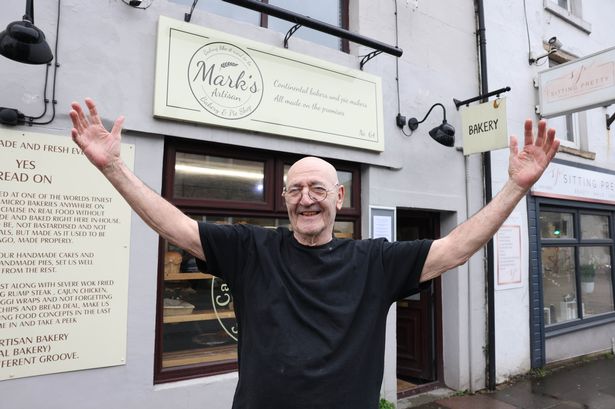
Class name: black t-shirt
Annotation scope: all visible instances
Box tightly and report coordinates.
[198,223,432,409]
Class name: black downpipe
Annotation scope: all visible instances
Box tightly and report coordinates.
[475,0,496,391]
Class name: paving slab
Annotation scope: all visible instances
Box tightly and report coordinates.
[433,394,517,409]
[405,356,615,409]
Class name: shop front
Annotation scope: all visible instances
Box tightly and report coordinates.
[1,1,482,407]
[529,160,615,366]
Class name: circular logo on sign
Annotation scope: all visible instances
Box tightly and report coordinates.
[188,42,264,120]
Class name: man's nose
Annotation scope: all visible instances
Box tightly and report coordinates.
[298,187,315,205]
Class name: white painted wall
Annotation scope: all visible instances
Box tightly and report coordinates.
[484,0,615,382]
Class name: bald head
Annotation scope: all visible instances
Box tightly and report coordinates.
[286,157,338,188]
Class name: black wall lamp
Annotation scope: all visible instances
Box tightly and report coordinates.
[120,0,153,9]
[0,0,61,127]
[396,103,455,147]
[0,0,53,64]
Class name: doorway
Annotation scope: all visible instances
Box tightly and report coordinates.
[396,210,443,398]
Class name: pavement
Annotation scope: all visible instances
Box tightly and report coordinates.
[399,354,615,409]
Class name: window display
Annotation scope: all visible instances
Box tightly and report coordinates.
[539,206,615,328]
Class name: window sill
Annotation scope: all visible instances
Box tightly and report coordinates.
[544,1,592,34]
[545,313,615,338]
[558,145,595,160]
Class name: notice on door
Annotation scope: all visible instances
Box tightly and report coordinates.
[0,129,133,380]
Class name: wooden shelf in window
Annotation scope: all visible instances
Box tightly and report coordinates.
[163,309,235,324]
[162,344,237,368]
[164,272,214,280]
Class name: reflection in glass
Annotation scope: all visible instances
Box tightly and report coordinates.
[333,221,354,239]
[174,153,265,202]
[542,247,577,324]
[540,211,574,239]
[580,214,609,239]
[579,246,614,317]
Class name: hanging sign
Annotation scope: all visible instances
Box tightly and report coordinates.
[461,98,509,155]
[537,46,615,118]
[0,129,133,380]
[154,16,384,151]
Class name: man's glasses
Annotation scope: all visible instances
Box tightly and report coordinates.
[282,184,339,204]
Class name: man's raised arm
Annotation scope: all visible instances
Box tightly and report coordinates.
[420,119,559,282]
[69,98,204,260]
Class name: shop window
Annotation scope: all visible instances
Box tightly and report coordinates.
[155,140,361,382]
[174,153,266,202]
[539,205,615,328]
[169,0,349,51]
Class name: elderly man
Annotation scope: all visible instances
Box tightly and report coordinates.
[69,98,559,409]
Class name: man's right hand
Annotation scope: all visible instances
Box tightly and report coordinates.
[69,98,124,172]
[69,97,205,261]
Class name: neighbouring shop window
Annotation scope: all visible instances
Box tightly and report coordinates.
[539,205,615,329]
[155,140,361,382]
[169,0,349,51]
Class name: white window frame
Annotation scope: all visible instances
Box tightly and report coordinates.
[543,0,591,33]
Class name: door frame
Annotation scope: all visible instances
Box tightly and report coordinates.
[396,209,444,398]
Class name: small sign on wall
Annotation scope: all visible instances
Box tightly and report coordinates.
[495,225,523,290]
[370,207,396,241]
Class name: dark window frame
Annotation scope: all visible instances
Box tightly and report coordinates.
[537,198,615,337]
[154,137,361,383]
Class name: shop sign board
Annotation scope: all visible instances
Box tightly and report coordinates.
[537,46,615,118]
[461,98,509,155]
[0,130,133,380]
[531,160,615,204]
[154,16,384,151]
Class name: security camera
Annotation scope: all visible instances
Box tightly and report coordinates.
[547,36,562,50]
[529,36,563,65]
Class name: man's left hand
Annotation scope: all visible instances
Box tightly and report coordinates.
[508,119,560,191]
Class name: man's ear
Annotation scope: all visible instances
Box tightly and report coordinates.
[336,185,345,210]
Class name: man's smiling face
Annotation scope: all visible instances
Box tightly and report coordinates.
[284,157,345,246]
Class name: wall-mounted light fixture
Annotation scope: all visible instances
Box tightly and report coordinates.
[0,0,53,64]
[0,107,26,126]
[0,0,61,127]
[528,36,562,65]
[396,103,455,147]
[120,0,153,10]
